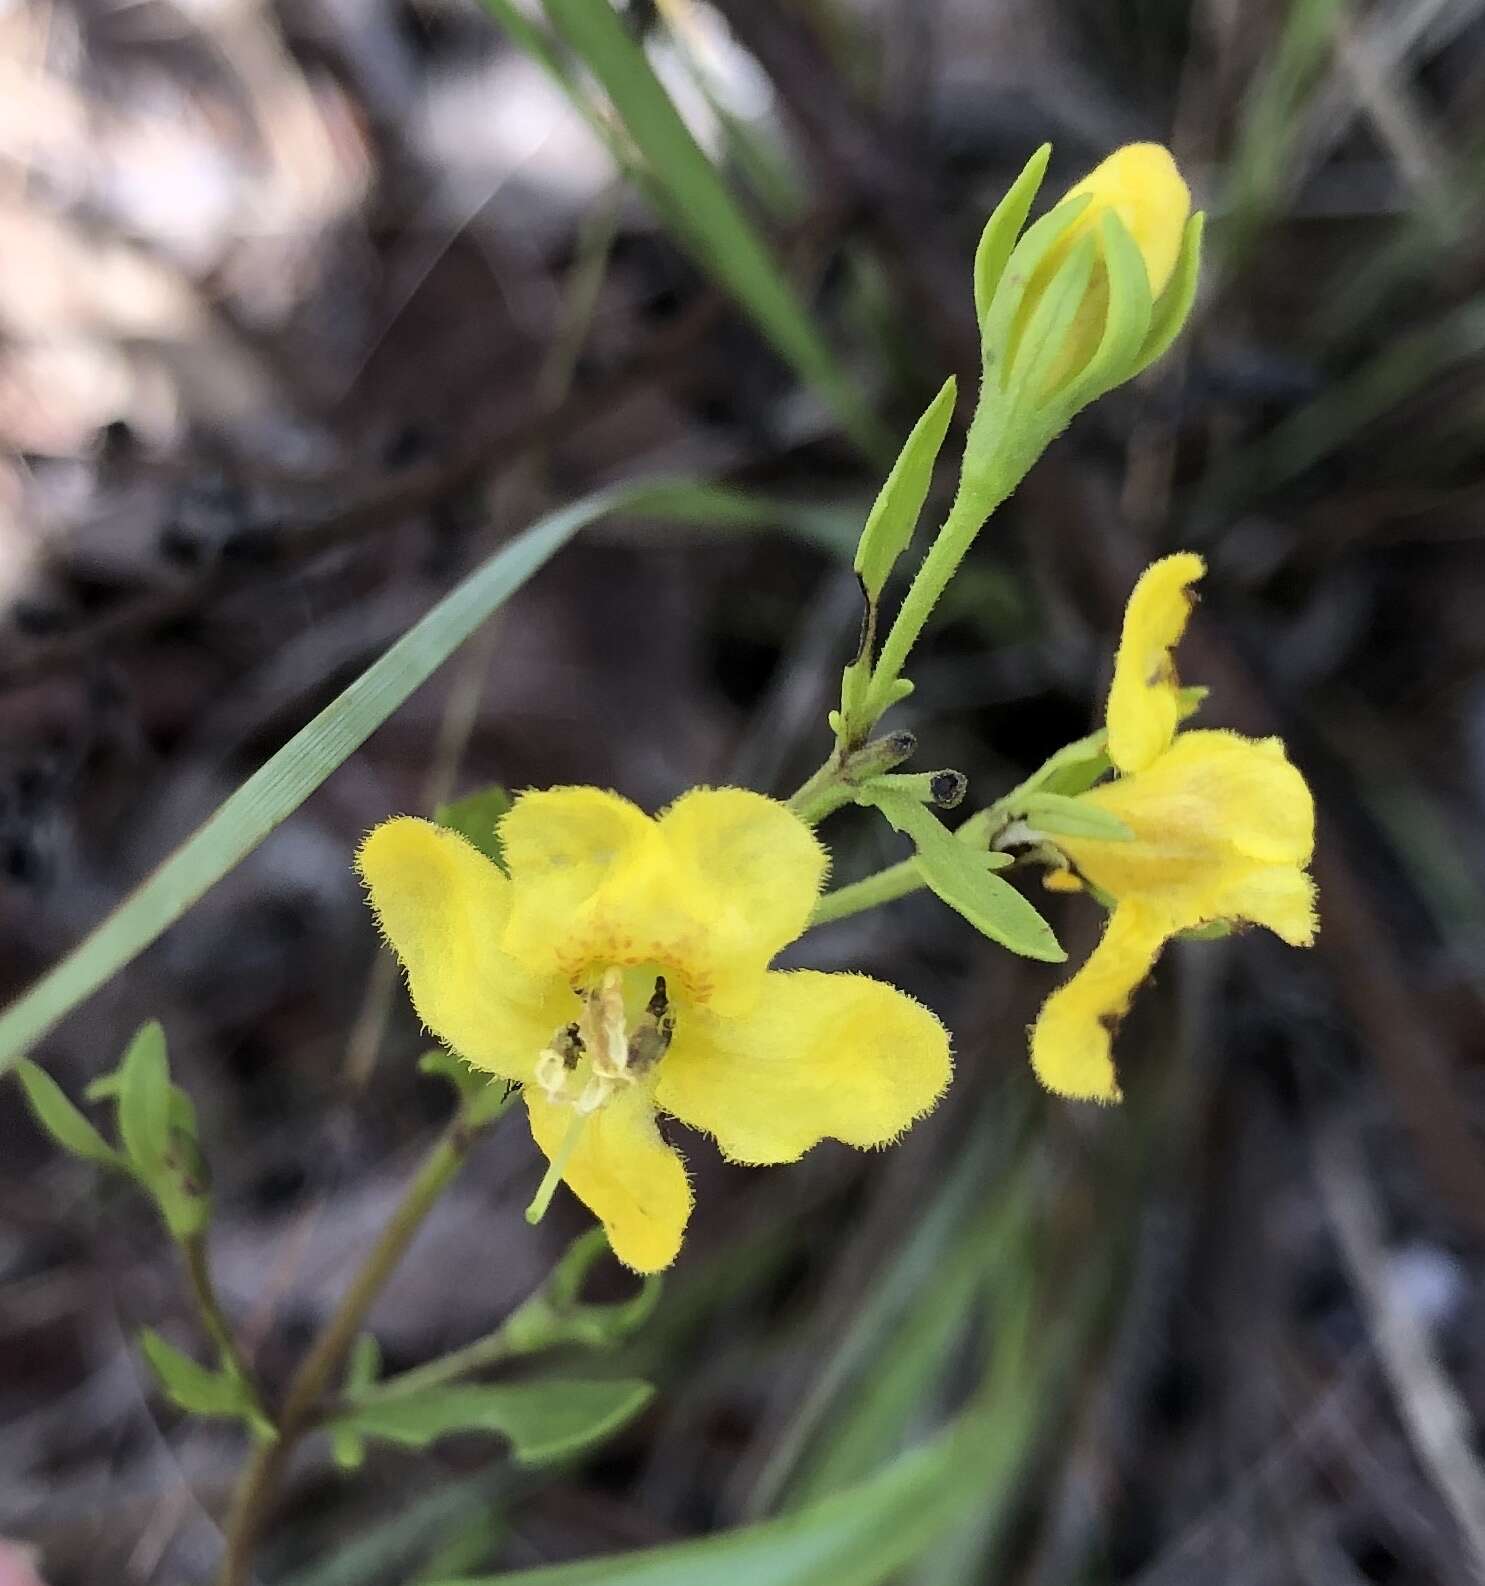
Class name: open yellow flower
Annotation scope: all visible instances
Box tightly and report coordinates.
[358,787,951,1272]
[1029,553,1317,1102]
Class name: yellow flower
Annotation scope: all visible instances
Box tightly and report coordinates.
[1010,143,1191,394]
[358,787,951,1272]
[1029,553,1316,1103]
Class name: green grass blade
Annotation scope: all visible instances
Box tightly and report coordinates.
[0,486,633,1075]
[528,0,886,459]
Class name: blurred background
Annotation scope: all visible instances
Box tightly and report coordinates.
[3,0,1485,1582]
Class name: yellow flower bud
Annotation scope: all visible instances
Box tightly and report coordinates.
[1008,143,1191,396]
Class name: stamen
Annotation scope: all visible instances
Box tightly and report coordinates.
[525,1109,588,1224]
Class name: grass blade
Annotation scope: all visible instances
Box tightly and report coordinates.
[0,485,634,1075]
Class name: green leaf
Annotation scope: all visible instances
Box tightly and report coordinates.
[1017,792,1133,842]
[435,786,513,872]
[852,377,957,600]
[1131,211,1205,380]
[528,0,885,458]
[329,1378,654,1467]
[0,485,628,1079]
[865,791,1064,963]
[973,143,1052,329]
[15,1059,122,1168]
[139,1329,259,1423]
[92,1071,201,1143]
[117,1021,171,1182]
[426,1412,1004,1586]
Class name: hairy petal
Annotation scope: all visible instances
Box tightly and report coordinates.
[357,818,554,1078]
[499,786,657,980]
[526,1086,692,1274]
[656,970,951,1164]
[1106,552,1205,774]
[1030,901,1167,1102]
[655,788,828,1007]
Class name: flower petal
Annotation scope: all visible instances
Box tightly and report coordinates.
[656,788,828,1004]
[525,1087,692,1273]
[1059,144,1190,300]
[357,818,554,1078]
[1064,730,1315,926]
[655,970,951,1165]
[1211,864,1318,946]
[1106,551,1205,773]
[499,786,657,978]
[1030,901,1167,1102]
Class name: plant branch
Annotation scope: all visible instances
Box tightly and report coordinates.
[214,1101,508,1586]
[181,1233,269,1424]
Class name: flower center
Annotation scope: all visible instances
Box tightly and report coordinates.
[533,966,675,1115]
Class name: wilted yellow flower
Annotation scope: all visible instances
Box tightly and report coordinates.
[359,788,951,1272]
[1030,554,1316,1102]
[1009,143,1191,395]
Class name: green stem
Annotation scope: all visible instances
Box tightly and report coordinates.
[786,754,855,826]
[866,480,1008,721]
[214,1117,480,1586]
[357,1324,519,1403]
[182,1234,269,1424]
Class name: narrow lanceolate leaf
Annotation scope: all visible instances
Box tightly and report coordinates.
[435,785,514,872]
[853,377,957,600]
[865,791,1064,963]
[426,1412,1004,1586]
[117,1021,171,1183]
[0,485,626,1078]
[973,143,1052,329]
[15,1060,122,1168]
[139,1329,257,1422]
[329,1379,654,1467]
[1017,793,1133,842]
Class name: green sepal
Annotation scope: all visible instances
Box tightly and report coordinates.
[1017,792,1133,842]
[502,1227,662,1357]
[15,1059,123,1169]
[864,789,1064,962]
[993,731,1110,809]
[435,786,513,872]
[87,1071,198,1143]
[139,1329,273,1438]
[853,376,957,601]
[326,1377,655,1467]
[1005,234,1096,402]
[1179,919,1233,941]
[1058,210,1154,409]
[1130,212,1205,380]
[1177,683,1208,721]
[980,194,1091,386]
[973,143,1052,328]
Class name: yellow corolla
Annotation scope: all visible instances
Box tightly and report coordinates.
[1030,553,1316,1103]
[1012,143,1191,394]
[358,787,951,1272]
